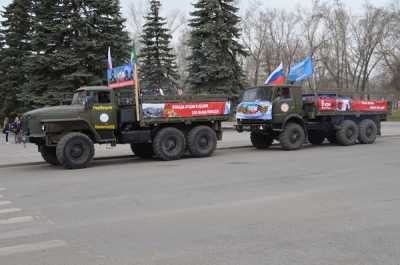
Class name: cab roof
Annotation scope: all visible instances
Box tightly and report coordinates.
[247,84,302,89]
[76,86,111,92]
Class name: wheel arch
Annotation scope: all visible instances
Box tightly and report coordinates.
[42,119,100,144]
[282,114,306,130]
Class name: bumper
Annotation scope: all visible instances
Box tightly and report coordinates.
[235,121,271,132]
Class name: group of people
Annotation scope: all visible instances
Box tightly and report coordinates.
[2,116,22,144]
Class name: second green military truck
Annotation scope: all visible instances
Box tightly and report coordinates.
[236,85,389,150]
[22,86,231,169]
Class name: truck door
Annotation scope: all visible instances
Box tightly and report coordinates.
[90,90,117,139]
[272,87,295,123]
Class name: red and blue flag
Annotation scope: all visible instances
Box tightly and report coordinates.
[265,63,285,85]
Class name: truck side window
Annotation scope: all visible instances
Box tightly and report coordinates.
[276,87,291,99]
[118,91,133,105]
[97,92,111,104]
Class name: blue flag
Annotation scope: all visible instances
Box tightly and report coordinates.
[288,56,313,82]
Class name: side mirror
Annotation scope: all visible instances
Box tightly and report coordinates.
[85,96,95,110]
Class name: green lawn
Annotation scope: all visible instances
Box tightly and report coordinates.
[389,109,400,121]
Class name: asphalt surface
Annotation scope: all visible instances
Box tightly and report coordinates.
[0,128,400,264]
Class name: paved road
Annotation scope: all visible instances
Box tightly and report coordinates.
[0,135,400,264]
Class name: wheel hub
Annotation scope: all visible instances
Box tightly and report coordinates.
[366,126,373,136]
[346,128,354,138]
[165,138,177,151]
[291,131,300,143]
[198,136,209,148]
[70,144,84,158]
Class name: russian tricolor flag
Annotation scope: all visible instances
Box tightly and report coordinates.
[265,63,285,85]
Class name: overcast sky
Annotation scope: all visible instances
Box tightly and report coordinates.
[0,0,390,23]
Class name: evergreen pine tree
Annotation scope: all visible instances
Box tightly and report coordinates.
[23,0,74,107]
[23,0,130,107]
[0,0,31,114]
[140,0,179,96]
[74,0,130,85]
[187,0,247,95]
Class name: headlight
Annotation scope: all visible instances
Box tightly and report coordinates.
[41,125,45,131]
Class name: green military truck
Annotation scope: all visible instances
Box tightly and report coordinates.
[235,85,390,150]
[22,86,231,169]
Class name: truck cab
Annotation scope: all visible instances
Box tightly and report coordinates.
[236,85,304,130]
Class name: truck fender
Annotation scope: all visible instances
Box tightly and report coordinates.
[282,114,307,138]
[42,118,101,142]
[282,114,305,130]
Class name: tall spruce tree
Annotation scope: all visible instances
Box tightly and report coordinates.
[22,0,72,107]
[75,0,130,85]
[23,0,130,108]
[187,0,247,95]
[140,0,179,95]
[0,0,31,114]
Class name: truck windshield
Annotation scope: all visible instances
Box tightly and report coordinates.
[242,87,272,102]
[71,91,87,105]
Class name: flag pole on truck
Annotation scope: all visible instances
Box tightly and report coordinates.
[131,48,142,123]
[107,47,113,87]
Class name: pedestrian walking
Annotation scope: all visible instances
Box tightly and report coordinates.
[2,117,10,144]
[14,116,22,144]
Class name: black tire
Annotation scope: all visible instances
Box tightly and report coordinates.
[250,131,273,149]
[153,127,186,161]
[187,126,217,157]
[56,132,95,169]
[358,119,377,144]
[308,130,326,145]
[336,120,359,146]
[279,123,305,150]
[40,146,60,166]
[131,143,154,159]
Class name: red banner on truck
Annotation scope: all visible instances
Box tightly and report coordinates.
[317,97,388,113]
[351,100,388,112]
[142,101,230,119]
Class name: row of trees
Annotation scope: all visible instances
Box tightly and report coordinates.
[134,0,400,99]
[0,0,130,115]
[240,0,400,98]
[1,0,400,116]
[138,0,246,96]
[0,0,246,115]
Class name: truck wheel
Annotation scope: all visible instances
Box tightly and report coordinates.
[153,127,186,161]
[336,120,359,146]
[187,126,217,157]
[40,146,60,166]
[308,130,325,145]
[279,123,305,150]
[250,132,273,149]
[56,132,95,169]
[358,119,377,144]
[131,143,154,159]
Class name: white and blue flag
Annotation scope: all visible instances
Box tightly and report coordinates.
[288,56,313,82]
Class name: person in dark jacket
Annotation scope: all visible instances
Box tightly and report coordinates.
[2,117,10,144]
[13,116,22,143]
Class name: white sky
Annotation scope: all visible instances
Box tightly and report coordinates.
[0,0,390,25]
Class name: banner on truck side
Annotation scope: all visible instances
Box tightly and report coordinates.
[236,101,273,121]
[318,97,351,112]
[142,101,231,119]
[107,64,135,89]
[352,100,388,112]
[318,97,388,112]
